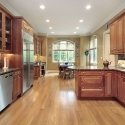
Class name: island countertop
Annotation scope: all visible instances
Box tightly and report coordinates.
[68,66,125,72]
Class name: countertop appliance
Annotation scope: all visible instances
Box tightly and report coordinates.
[0,72,13,112]
[22,30,34,93]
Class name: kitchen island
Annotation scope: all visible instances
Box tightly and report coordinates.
[68,66,125,105]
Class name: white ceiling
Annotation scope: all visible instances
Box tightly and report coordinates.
[2,0,125,36]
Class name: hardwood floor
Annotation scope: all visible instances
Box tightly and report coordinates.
[0,73,125,125]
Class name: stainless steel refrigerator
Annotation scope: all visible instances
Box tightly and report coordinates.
[22,30,34,93]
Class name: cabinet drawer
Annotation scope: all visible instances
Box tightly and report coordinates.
[121,72,125,78]
[80,76,104,86]
[79,71,104,75]
[81,86,104,97]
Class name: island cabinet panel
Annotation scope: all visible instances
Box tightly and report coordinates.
[120,73,125,104]
[78,70,104,97]
[114,71,121,97]
[75,70,80,99]
[105,71,114,97]
[110,15,124,54]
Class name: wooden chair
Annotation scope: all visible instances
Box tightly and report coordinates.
[62,68,70,79]
[58,63,64,78]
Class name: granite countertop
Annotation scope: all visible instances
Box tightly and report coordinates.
[0,68,22,75]
[68,66,125,72]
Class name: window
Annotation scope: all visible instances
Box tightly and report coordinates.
[89,36,97,65]
[52,40,75,62]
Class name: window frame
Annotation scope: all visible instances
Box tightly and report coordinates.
[52,40,75,63]
[89,35,97,66]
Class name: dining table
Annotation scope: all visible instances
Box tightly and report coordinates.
[58,63,74,78]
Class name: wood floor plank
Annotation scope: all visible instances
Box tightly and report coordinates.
[0,73,125,125]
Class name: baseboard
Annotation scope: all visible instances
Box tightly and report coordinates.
[46,70,59,73]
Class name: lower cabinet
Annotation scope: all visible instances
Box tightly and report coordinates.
[12,69,22,100]
[75,70,125,105]
[105,71,114,97]
[34,66,40,79]
[79,71,104,97]
[121,73,125,104]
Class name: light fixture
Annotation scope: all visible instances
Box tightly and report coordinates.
[79,20,83,22]
[46,20,50,22]
[76,27,79,29]
[51,32,54,34]
[86,5,91,9]
[74,32,76,34]
[49,27,52,29]
[40,5,45,9]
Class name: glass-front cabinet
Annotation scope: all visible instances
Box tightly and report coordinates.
[0,9,12,52]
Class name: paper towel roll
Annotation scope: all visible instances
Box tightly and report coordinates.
[3,57,8,69]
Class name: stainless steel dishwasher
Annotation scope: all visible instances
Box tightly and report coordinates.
[0,71,13,112]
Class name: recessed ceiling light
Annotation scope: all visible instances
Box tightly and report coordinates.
[74,32,76,34]
[76,27,79,29]
[86,5,91,9]
[49,27,52,29]
[79,20,83,22]
[52,32,54,34]
[40,5,45,9]
[46,20,50,22]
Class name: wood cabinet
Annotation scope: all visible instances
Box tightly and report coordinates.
[0,9,12,53]
[120,73,125,104]
[114,71,121,98]
[12,17,33,68]
[22,20,33,36]
[34,34,42,55]
[110,16,124,54]
[105,71,114,97]
[34,66,40,79]
[13,69,22,100]
[78,71,104,98]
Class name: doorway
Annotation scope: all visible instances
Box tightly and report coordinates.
[103,29,115,66]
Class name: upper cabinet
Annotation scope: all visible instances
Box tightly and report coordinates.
[34,34,42,55]
[110,15,124,54]
[22,20,33,36]
[0,9,12,53]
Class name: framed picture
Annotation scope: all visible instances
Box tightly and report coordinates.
[48,45,52,48]
[76,49,79,52]
[48,49,51,52]
[76,53,79,57]
[76,44,79,48]
[48,53,52,57]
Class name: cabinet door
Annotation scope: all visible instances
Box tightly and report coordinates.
[13,76,17,100]
[105,71,114,97]
[113,72,119,97]
[34,66,40,79]
[117,75,122,101]
[16,74,22,96]
[122,77,125,104]
[110,22,116,53]
[5,14,12,52]
[0,10,12,52]
[12,70,22,100]
[116,17,123,53]
[0,10,4,51]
